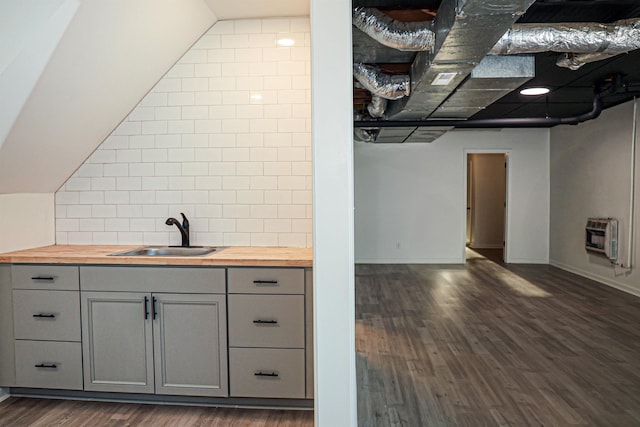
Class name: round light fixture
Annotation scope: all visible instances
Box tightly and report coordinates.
[520,87,550,96]
[277,38,295,47]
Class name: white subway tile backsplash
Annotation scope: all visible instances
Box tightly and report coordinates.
[116,149,142,163]
[80,219,105,232]
[155,106,182,120]
[116,177,142,191]
[104,163,129,177]
[142,121,168,135]
[79,191,104,205]
[92,205,118,218]
[223,233,251,246]
[168,120,195,134]
[55,18,311,248]
[117,205,143,218]
[182,106,209,120]
[57,219,79,232]
[195,176,222,190]
[250,233,278,246]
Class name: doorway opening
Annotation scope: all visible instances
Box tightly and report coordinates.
[465,152,508,263]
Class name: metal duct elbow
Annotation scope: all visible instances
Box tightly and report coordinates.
[556,52,620,70]
[489,19,640,67]
[368,95,387,118]
[353,7,435,52]
[353,63,410,100]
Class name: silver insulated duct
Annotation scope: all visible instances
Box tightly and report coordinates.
[353,7,435,52]
[367,95,387,118]
[489,18,640,69]
[353,63,410,100]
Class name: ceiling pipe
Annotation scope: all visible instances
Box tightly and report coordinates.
[489,18,640,69]
[352,7,435,52]
[355,91,604,129]
[353,63,410,100]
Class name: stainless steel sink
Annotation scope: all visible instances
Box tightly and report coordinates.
[109,246,222,257]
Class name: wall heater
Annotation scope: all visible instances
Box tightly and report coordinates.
[585,218,618,260]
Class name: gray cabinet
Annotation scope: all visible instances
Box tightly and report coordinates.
[153,293,227,397]
[81,291,154,393]
[11,265,82,391]
[227,267,309,399]
[80,266,228,397]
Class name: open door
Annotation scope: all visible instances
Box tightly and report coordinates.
[465,152,508,263]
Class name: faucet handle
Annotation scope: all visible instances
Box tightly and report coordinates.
[180,213,189,231]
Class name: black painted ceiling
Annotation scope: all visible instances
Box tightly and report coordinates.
[353,0,640,123]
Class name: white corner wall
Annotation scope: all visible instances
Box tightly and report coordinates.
[355,129,550,264]
[55,17,312,248]
[550,100,640,297]
[0,194,55,253]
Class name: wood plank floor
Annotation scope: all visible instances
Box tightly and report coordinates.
[0,398,313,426]
[356,249,640,427]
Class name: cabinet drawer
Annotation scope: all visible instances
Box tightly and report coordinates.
[12,265,79,291]
[228,268,304,294]
[229,348,305,399]
[13,290,80,342]
[228,295,304,348]
[15,341,83,390]
[80,266,225,293]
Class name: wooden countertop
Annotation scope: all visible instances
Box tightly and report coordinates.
[0,245,313,267]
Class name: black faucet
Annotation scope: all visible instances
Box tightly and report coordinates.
[165,213,190,247]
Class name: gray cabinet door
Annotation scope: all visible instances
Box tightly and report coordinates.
[81,291,154,394]
[153,293,228,397]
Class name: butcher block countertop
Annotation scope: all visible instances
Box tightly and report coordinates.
[0,245,313,267]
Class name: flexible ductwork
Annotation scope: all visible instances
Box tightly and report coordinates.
[353,7,435,52]
[489,19,640,69]
[353,63,410,100]
[354,113,380,142]
[556,52,619,71]
[367,95,387,118]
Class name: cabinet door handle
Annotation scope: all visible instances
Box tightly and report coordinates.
[31,276,55,281]
[32,313,56,319]
[144,296,149,320]
[35,363,57,369]
[253,280,278,285]
[152,297,158,320]
[254,371,279,377]
[253,319,278,325]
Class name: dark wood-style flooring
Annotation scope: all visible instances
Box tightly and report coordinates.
[3,250,640,426]
[357,248,640,426]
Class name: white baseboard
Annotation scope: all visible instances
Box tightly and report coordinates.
[507,258,549,264]
[549,259,640,298]
[355,258,463,264]
[0,388,10,403]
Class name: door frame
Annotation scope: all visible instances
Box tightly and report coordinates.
[463,149,511,263]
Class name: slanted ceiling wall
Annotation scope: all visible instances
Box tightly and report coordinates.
[550,100,640,297]
[0,0,217,194]
[55,18,312,248]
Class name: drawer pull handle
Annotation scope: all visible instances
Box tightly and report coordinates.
[254,371,279,377]
[35,363,57,369]
[253,319,278,325]
[253,280,278,285]
[31,276,55,281]
[33,314,56,319]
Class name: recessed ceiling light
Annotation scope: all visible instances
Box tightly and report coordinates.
[520,87,550,96]
[250,93,263,100]
[277,38,295,47]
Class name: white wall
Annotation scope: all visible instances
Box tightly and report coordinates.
[55,18,312,248]
[550,100,640,296]
[0,194,55,253]
[311,0,357,423]
[355,129,550,264]
[469,153,505,248]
